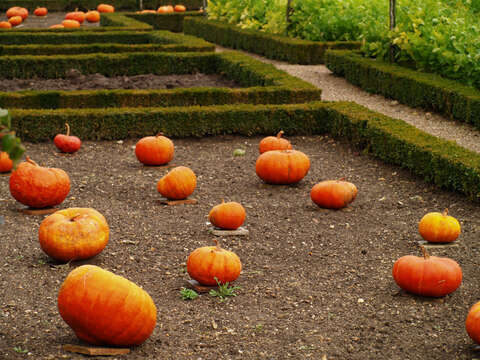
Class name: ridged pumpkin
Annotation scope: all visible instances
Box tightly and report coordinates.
[65,10,85,24]
[34,7,48,16]
[9,157,70,208]
[62,19,81,28]
[7,7,28,20]
[135,134,174,166]
[209,200,246,230]
[392,246,462,297]
[97,3,115,13]
[258,131,292,154]
[157,166,196,200]
[58,265,157,346]
[187,239,242,285]
[39,208,109,262]
[310,179,358,209]
[466,301,480,345]
[0,21,12,29]
[85,10,100,23]
[418,209,461,243]
[8,16,22,26]
[0,151,13,172]
[255,149,310,184]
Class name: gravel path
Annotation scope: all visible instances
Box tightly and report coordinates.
[216,46,480,154]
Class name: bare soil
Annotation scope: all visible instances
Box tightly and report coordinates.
[0,71,243,91]
[1,12,100,29]
[1,135,480,359]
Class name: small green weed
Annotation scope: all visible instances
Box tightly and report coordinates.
[13,347,28,354]
[209,277,241,302]
[180,287,198,300]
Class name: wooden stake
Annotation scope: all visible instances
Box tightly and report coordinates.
[19,207,58,215]
[157,198,198,206]
[63,344,130,356]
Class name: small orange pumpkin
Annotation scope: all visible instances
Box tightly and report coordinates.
[310,179,358,209]
[259,130,292,154]
[255,149,310,184]
[209,199,246,230]
[58,265,157,346]
[85,10,100,22]
[9,156,70,208]
[0,21,12,29]
[392,246,462,297]
[466,301,480,345]
[157,166,196,200]
[418,209,461,243]
[49,24,64,29]
[8,16,23,26]
[157,5,174,13]
[65,10,85,24]
[62,19,81,28]
[97,3,115,13]
[174,4,186,12]
[34,7,48,16]
[0,151,13,172]
[187,239,242,285]
[39,208,109,262]
[135,134,174,166]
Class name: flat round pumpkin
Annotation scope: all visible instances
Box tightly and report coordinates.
[310,179,358,209]
[157,166,196,200]
[208,200,246,230]
[255,149,310,184]
[418,209,461,243]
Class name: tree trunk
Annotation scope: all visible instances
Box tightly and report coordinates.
[389,0,396,63]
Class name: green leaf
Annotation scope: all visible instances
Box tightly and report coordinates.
[1,133,16,153]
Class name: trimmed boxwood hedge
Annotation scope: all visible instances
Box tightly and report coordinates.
[183,17,361,65]
[0,51,320,108]
[326,50,480,131]
[126,11,203,32]
[10,101,480,201]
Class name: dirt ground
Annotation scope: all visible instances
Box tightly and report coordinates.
[0,71,242,91]
[1,12,100,29]
[1,135,480,359]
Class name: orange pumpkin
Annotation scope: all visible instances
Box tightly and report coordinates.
[310,179,358,209]
[7,7,28,20]
[62,19,81,28]
[187,239,242,285]
[8,16,23,26]
[34,7,48,16]
[39,208,109,262]
[97,3,115,13]
[9,156,70,208]
[174,4,186,12]
[209,200,246,230]
[466,301,480,345]
[259,130,292,154]
[0,151,13,172]
[0,21,12,29]
[157,5,174,13]
[157,166,196,200]
[392,246,462,297]
[65,10,85,24]
[135,134,174,166]
[418,209,461,243]
[85,10,100,22]
[255,149,310,184]
[58,265,157,346]
[49,24,64,29]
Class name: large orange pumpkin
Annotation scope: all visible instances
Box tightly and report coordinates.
[62,19,81,28]
[97,3,115,13]
[58,265,157,346]
[85,10,100,23]
[8,16,23,27]
[392,246,462,297]
[7,7,28,20]
[65,10,85,24]
[258,130,292,154]
[187,239,242,285]
[310,179,358,209]
[209,200,246,230]
[39,208,109,262]
[466,301,480,345]
[34,7,48,16]
[157,166,196,200]
[135,134,174,166]
[255,149,310,184]
[9,156,70,208]
[0,21,12,29]
[174,4,186,12]
[0,151,13,172]
[157,5,174,13]
[418,209,461,243]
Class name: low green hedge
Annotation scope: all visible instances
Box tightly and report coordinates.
[126,11,203,32]
[0,31,151,45]
[326,50,480,131]
[10,101,480,201]
[183,17,361,65]
[1,51,320,108]
[141,0,202,10]
[0,31,214,55]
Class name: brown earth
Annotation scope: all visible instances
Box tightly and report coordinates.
[1,12,100,29]
[1,135,480,359]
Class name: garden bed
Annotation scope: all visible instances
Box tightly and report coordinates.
[1,135,480,359]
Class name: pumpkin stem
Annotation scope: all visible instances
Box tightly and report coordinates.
[420,245,430,260]
[443,208,449,216]
[338,177,346,181]
[276,130,284,138]
[156,132,164,137]
[221,198,225,204]
[65,123,70,137]
[70,214,83,222]
[213,238,221,250]
[25,156,39,167]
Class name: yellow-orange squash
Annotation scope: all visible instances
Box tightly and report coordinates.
[209,200,246,230]
[255,149,310,184]
[418,209,461,243]
[258,130,292,154]
[135,134,174,166]
[8,16,23,26]
[39,208,109,262]
[157,166,196,200]
[187,239,241,285]
[0,151,13,172]
[310,179,358,209]
[9,157,70,208]
[58,265,157,346]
